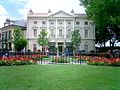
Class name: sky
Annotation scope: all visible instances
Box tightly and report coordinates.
[0,0,85,28]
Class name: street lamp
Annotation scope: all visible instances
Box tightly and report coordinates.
[55,38,59,56]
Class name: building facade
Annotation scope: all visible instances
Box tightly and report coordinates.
[0,19,26,51]
[27,9,95,52]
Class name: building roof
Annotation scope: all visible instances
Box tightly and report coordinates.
[27,10,87,18]
[14,20,27,27]
[0,24,26,30]
[27,13,48,17]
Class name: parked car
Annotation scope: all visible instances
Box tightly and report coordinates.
[63,51,73,56]
[112,49,120,58]
[48,52,57,56]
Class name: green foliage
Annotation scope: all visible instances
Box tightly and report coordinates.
[14,38,27,51]
[71,30,81,56]
[13,27,27,51]
[32,57,41,61]
[52,57,68,63]
[71,30,81,49]
[80,0,120,46]
[37,31,49,46]
[37,30,49,51]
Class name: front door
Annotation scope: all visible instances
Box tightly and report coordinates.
[58,46,63,55]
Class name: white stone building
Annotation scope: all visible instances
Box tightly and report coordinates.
[27,9,95,52]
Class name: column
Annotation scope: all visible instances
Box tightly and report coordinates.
[64,19,66,52]
[64,39,66,52]
[64,19,66,38]
[55,39,58,56]
[47,19,49,38]
[55,19,57,38]
[72,19,75,31]
[55,19,59,56]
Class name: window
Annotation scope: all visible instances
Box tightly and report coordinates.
[84,21,88,25]
[67,29,71,37]
[50,21,54,25]
[5,31,7,39]
[9,42,12,50]
[68,29,71,35]
[42,21,46,24]
[84,43,88,52]
[59,29,63,37]
[33,29,37,37]
[34,21,37,24]
[9,31,11,39]
[33,44,37,51]
[85,30,88,38]
[76,21,80,25]
[2,32,5,40]
[59,21,63,25]
[68,22,71,25]
[50,29,55,37]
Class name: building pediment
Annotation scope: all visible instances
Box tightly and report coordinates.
[48,10,74,18]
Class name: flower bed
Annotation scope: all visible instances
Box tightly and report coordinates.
[75,55,120,66]
[87,58,120,66]
[0,53,47,66]
[0,57,37,66]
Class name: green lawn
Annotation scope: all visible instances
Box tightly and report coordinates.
[0,65,120,90]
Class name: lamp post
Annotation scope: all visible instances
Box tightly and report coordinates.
[55,39,58,56]
[64,38,66,51]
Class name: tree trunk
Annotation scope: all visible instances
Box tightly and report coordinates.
[103,39,106,47]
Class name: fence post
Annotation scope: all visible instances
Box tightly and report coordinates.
[80,54,81,65]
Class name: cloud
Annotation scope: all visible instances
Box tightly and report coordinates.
[18,0,85,19]
[25,0,85,13]
[0,4,18,28]
[0,0,86,28]
[18,8,28,19]
[0,4,8,15]
[0,4,8,27]
[7,0,28,3]
[0,16,8,28]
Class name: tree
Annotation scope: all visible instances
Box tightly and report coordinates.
[80,0,120,47]
[71,30,81,56]
[37,30,49,52]
[13,27,27,51]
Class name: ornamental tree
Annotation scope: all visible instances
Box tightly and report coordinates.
[71,30,81,56]
[37,30,49,52]
[13,27,27,51]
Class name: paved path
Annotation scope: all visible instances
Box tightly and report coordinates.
[37,61,87,65]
